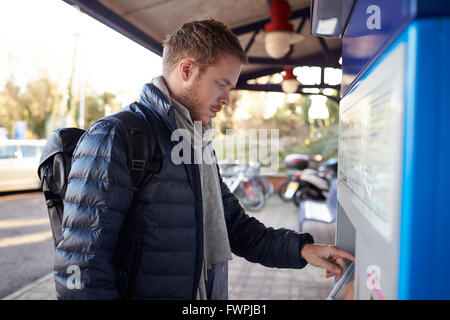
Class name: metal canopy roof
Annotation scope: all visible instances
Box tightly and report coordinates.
[62,0,341,97]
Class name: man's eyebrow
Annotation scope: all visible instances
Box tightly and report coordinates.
[220,78,235,89]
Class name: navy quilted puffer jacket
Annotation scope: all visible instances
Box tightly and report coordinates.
[54,83,314,300]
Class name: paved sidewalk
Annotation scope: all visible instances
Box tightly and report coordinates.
[228,196,335,300]
[2,196,335,300]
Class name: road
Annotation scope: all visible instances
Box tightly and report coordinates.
[0,191,54,298]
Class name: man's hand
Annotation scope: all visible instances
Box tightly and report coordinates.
[301,244,355,282]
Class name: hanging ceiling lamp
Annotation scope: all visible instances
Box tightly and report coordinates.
[261,0,304,59]
[308,95,329,119]
[281,66,300,93]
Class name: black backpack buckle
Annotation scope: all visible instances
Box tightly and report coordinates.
[131,159,146,171]
[46,199,55,208]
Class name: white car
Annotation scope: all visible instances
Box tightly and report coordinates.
[0,139,47,192]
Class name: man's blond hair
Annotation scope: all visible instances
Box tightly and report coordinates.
[162,18,248,77]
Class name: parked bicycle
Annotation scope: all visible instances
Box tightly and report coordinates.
[219,160,274,212]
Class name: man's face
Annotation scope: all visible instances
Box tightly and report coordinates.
[179,54,241,126]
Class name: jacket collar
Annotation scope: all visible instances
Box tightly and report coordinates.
[138,82,178,131]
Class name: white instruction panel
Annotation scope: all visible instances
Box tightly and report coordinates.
[338,43,406,242]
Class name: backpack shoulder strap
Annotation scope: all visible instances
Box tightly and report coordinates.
[107,109,161,194]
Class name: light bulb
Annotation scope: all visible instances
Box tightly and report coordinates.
[281,79,299,93]
[265,31,291,59]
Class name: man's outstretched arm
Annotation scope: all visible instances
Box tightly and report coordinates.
[219,171,314,269]
[219,169,354,279]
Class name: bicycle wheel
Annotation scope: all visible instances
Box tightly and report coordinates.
[236,180,266,212]
[255,176,274,199]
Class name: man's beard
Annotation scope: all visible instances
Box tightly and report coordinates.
[179,76,204,124]
[180,83,200,111]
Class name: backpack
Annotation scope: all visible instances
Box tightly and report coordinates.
[37,107,161,248]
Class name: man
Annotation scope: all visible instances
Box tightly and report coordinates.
[55,18,353,300]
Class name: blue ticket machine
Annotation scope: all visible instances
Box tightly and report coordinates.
[312,0,450,299]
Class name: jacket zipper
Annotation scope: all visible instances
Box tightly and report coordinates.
[138,102,203,299]
[190,162,204,299]
[127,243,143,299]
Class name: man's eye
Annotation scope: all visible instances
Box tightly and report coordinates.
[217,82,225,89]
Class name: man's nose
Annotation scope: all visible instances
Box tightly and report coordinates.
[219,92,230,106]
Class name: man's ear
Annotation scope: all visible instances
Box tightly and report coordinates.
[177,58,196,82]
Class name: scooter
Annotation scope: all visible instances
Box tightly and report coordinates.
[277,154,310,202]
[292,158,338,207]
